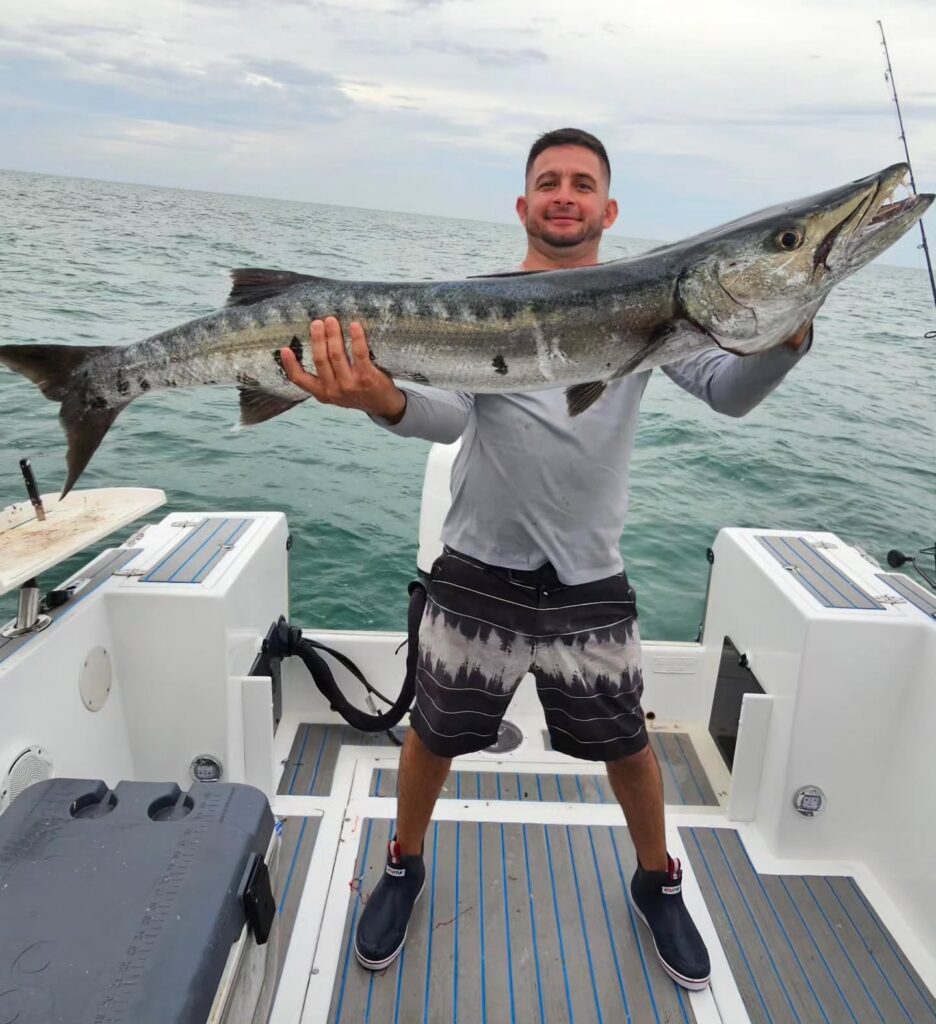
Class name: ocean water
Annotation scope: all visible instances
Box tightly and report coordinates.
[1,169,933,638]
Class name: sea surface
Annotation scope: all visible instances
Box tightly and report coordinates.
[1,169,933,638]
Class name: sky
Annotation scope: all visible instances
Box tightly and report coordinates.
[1,0,934,266]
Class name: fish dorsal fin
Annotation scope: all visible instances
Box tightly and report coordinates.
[469,257,628,279]
[227,268,324,307]
[467,268,544,279]
[238,385,308,426]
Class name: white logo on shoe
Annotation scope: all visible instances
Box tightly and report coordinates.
[662,884,681,895]
[386,865,405,877]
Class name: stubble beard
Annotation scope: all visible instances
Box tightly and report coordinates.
[528,217,603,250]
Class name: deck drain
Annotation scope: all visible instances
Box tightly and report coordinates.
[485,720,523,754]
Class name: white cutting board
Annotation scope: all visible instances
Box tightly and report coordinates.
[0,487,166,596]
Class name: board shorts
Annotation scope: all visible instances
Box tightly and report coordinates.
[410,547,647,761]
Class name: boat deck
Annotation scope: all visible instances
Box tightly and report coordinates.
[683,827,936,1024]
[268,720,936,1024]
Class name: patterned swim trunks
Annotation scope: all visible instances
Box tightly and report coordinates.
[410,547,647,761]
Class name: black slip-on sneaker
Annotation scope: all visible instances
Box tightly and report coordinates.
[354,839,426,971]
[631,854,711,990]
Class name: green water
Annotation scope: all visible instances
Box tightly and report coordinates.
[1,169,933,637]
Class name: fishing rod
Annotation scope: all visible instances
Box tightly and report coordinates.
[877,19,936,337]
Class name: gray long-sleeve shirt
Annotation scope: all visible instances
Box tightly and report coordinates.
[374,336,811,585]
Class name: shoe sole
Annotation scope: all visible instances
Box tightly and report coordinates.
[354,879,426,972]
[631,904,711,992]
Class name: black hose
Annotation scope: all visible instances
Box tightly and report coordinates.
[292,642,412,732]
[264,579,426,733]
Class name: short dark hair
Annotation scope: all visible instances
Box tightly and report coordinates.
[525,128,611,183]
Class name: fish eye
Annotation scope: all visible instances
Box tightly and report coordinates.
[775,227,804,251]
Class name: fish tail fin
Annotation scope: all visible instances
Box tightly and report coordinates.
[0,344,126,497]
[0,343,111,401]
[59,394,128,498]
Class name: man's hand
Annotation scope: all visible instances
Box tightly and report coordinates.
[784,320,813,352]
[281,317,407,423]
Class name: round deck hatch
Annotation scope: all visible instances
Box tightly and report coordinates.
[79,646,112,712]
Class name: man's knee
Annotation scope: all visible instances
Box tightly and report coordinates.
[605,741,654,775]
[403,726,452,768]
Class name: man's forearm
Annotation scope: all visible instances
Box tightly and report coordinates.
[662,324,813,417]
[369,386,474,443]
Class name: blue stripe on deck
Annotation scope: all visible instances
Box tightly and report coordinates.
[566,826,604,1024]
[710,829,804,1023]
[522,823,548,1024]
[478,822,487,1024]
[610,828,663,1024]
[683,827,936,1024]
[499,822,517,1024]
[330,820,695,1024]
[333,817,376,1022]
[539,777,576,1023]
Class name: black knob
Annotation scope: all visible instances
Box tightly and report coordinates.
[886,549,909,568]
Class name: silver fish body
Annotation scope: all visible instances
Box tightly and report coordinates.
[1,163,930,496]
[78,266,684,401]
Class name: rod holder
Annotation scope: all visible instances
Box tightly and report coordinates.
[1,578,52,639]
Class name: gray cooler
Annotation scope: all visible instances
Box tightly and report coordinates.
[0,779,279,1024]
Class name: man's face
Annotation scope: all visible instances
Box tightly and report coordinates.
[517,144,618,251]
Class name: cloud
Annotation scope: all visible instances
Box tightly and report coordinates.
[412,39,548,67]
[0,30,352,133]
[0,0,933,267]
[244,72,285,89]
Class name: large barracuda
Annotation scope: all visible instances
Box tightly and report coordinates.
[1,163,931,497]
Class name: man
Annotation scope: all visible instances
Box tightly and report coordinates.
[280,128,811,991]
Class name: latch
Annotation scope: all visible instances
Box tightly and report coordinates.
[239,852,276,945]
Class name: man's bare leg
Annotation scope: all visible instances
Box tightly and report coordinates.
[354,728,449,970]
[607,743,711,988]
[395,729,452,855]
[605,744,667,870]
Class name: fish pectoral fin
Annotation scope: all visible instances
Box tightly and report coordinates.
[238,386,308,426]
[565,380,608,416]
[565,324,685,417]
[227,268,326,307]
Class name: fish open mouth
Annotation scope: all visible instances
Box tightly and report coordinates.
[817,166,932,274]
[853,165,934,239]
[860,193,926,233]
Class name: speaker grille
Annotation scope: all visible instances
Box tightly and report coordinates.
[1,747,53,813]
